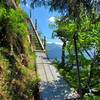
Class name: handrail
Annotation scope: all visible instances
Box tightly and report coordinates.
[11,1,45,51]
[28,18,45,51]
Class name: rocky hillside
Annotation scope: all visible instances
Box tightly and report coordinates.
[0,1,39,100]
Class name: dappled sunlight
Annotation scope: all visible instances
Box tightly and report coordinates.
[39,78,71,100]
[36,52,80,99]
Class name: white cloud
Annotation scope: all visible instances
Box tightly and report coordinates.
[26,3,30,8]
[48,17,55,23]
[47,41,63,45]
[55,42,63,45]
[47,41,53,44]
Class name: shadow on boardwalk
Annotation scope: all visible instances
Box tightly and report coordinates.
[39,77,71,100]
[36,52,79,100]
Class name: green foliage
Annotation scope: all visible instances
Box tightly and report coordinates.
[0,3,39,100]
[29,0,96,16]
[0,46,38,99]
[85,95,100,100]
[0,6,28,54]
[52,19,73,41]
[53,10,100,99]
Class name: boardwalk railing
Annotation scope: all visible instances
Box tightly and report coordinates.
[27,18,45,51]
[11,0,45,51]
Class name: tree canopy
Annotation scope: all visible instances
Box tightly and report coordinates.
[47,0,100,99]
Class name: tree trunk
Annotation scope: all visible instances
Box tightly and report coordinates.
[61,41,66,66]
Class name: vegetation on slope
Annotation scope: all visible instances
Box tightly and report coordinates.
[51,8,100,100]
[48,0,100,99]
[0,1,39,100]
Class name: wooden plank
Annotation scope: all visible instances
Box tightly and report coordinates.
[36,52,72,100]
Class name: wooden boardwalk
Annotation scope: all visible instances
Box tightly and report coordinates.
[36,51,72,100]
[27,16,79,100]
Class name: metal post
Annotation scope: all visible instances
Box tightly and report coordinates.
[73,33,82,100]
[44,36,46,49]
[30,7,32,18]
[35,19,37,30]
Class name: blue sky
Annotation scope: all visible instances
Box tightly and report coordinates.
[20,1,62,44]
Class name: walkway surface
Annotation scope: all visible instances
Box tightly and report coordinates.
[36,51,72,100]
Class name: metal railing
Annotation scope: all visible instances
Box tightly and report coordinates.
[11,0,46,51]
[27,18,46,51]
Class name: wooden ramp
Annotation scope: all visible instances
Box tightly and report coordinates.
[36,51,71,100]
